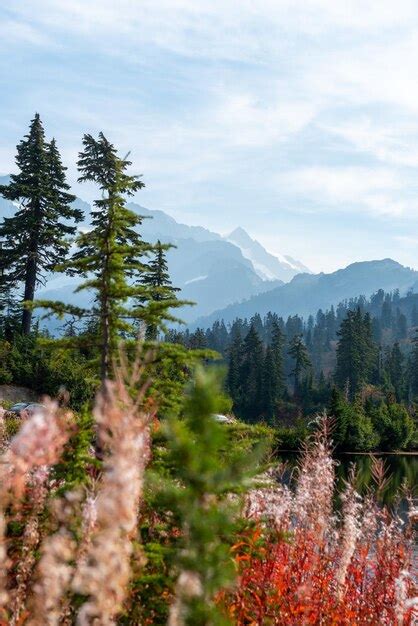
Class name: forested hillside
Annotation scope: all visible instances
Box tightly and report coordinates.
[169,289,418,450]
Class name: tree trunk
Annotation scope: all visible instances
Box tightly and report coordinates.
[21,255,36,335]
[100,307,110,384]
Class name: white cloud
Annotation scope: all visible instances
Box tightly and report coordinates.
[6,1,418,60]
[213,92,316,147]
[320,119,418,168]
[0,19,52,46]
[5,0,418,272]
[279,166,409,217]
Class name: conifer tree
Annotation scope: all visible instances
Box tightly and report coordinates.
[387,342,404,401]
[0,114,80,334]
[36,133,157,382]
[188,328,207,349]
[160,367,260,625]
[263,320,285,420]
[395,309,407,340]
[239,325,264,421]
[335,308,377,397]
[408,330,418,399]
[263,346,277,420]
[227,328,243,407]
[411,303,418,327]
[139,239,183,340]
[271,319,285,382]
[288,333,311,397]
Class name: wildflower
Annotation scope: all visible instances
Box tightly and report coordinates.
[72,376,152,624]
[0,400,71,615]
[10,467,50,625]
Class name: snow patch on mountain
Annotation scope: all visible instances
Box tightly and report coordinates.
[185,275,208,285]
[231,246,278,280]
[225,227,310,283]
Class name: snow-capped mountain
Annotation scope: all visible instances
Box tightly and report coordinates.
[225,227,310,282]
[0,183,309,323]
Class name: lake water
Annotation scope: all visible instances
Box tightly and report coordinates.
[276,452,417,509]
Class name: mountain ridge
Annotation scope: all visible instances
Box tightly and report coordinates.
[0,185,303,321]
[192,258,418,328]
[225,226,310,281]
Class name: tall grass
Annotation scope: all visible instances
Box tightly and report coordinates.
[0,378,415,624]
[225,423,417,625]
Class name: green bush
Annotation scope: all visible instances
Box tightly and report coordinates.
[276,421,309,450]
[223,421,275,461]
[329,391,379,451]
[370,402,416,451]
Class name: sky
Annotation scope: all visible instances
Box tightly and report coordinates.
[2,1,418,272]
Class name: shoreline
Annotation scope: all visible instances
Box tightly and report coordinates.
[275,449,418,456]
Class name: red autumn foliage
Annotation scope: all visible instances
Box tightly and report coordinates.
[222,426,417,625]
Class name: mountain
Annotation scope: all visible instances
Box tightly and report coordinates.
[193,259,418,327]
[225,227,310,282]
[125,204,285,320]
[32,201,286,323]
[37,238,283,324]
[127,203,220,243]
[0,186,308,323]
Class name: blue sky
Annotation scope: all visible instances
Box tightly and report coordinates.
[2,1,418,272]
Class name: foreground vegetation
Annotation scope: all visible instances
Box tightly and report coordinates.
[0,367,415,625]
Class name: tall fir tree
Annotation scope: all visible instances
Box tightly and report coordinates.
[411,303,418,327]
[408,330,418,399]
[0,114,80,334]
[139,239,183,340]
[288,333,311,397]
[263,346,277,421]
[239,325,264,421]
[36,133,158,382]
[335,308,377,397]
[387,342,404,401]
[227,328,243,408]
[160,367,261,624]
[263,320,285,420]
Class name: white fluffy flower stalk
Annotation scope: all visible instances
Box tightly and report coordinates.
[1,400,72,498]
[335,480,363,597]
[168,571,204,626]
[28,525,77,626]
[72,373,152,625]
[394,570,418,625]
[0,401,72,615]
[0,510,7,619]
[0,406,6,451]
[10,466,50,625]
[244,484,293,532]
[76,492,98,566]
[28,485,97,626]
[293,421,336,538]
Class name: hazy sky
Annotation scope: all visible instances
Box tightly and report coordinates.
[2,1,418,272]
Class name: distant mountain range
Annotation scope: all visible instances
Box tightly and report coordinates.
[0,179,309,323]
[2,180,417,330]
[193,259,418,328]
[128,204,301,320]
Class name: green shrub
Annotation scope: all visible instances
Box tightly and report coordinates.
[370,402,416,450]
[276,420,309,450]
